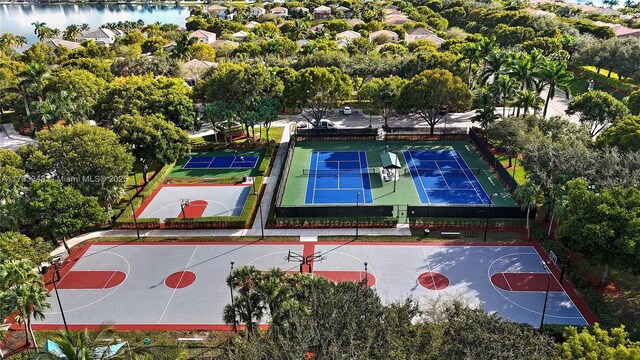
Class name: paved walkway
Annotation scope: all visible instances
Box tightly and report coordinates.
[0,123,35,150]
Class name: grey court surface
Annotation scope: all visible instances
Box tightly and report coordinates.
[136,185,250,221]
[34,242,591,330]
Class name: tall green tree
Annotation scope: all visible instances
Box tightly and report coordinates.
[557,178,640,283]
[538,60,573,119]
[62,24,82,41]
[596,115,640,152]
[491,75,518,117]
[359,76,406,127]
[514,181,542,239]
[286,67,352,123]
[32,327,130,360]
[20,180,106,251]
[471,88,500,134]
[557,324,640,359]
[398,69,472,134]
[35,123,134,203]
[0,259,50,348]
[0,232,50,265]
[566,90,629,137]
[114,114,190,183]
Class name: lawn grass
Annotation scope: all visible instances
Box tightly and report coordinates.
[494,154,527,185]
[569,65,639,100]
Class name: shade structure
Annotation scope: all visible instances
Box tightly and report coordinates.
[380,151,401,169]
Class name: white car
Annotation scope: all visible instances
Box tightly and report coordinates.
[343,106,352,115]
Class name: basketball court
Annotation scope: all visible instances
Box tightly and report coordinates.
[31,241,594,330]
[136,184,251,221]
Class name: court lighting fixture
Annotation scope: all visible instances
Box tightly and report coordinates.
[483,193,498,242]
[41,259,69,332]
[540,261,552,329]
[356,192,361,239]
[229,261,237,332]
[126,192,140,239]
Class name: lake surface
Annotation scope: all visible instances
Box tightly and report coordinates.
[0,4,190,46]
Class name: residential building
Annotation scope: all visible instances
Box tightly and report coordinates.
[249,6,266,17]
[271,6,288,16]
[81,28,121,45]
[208,5,229,19]
[335,5,350,17]
[348,18,365,27]
[209,39,240,49]
[181,59,217,85]
[313,5,331,20]
[232,30,249,41]
[245,21,261,29]
[45,39,81,51]
[384,14,410,25]
[369,30,399,43]
[404,27,445,46]
[189,30,216,44]
[336,39,349,49]
[336,30,361,41]
[594,21,640,37]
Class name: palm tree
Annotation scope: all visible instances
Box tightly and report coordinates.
[18,63,50,122]
[78,23,90,33]
[31,21,47,39]
[171,32,197,61]
[514,182,542,239]
[0,33,27,52]
[538,61,573,118]
[63,24,82,41]
[39,27,61,42]
[32,327,130,360]
[491,75,518,117]
[471,89,500,135]
[34,91,81,128]
[479,51,509,86]
[223,266,266,337]
[514,90,543,117]
[0,260,50,348]
[457,42,481,87]
[475,37,497,69]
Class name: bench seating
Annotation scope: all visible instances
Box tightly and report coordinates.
[441,232,461,238]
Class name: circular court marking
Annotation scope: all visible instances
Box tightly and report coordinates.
[418,271,450,290]
[165,271,197,289]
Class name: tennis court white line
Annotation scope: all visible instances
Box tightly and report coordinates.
[357,151,367,203]
[312,153,319,204]
[434,161,451,189]
[406,151,431,204]
[452,151,486,204]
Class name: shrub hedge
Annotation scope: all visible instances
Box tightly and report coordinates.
[114,163,175,228]
[410,217,526,227]
[270,217,398,228]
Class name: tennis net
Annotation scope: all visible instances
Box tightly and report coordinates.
[303,168,378,176]
[406,168,481,175]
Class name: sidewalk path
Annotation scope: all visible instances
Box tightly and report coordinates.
[0,123,35,150]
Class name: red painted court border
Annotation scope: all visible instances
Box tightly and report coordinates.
[57,271,126,290]
[29,240,595,330]
[315,271,376,288]
[165,271,197,289]
[134,183,251,219]
[177,200,208,219]
[490,272,563,292]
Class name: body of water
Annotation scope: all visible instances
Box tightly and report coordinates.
[0,4,191,46]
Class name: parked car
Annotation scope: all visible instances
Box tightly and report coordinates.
[317,119,336,129]
[296,121,309,129]
[343,106,352,115]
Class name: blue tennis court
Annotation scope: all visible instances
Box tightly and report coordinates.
[403,150,491,205]
[182,155,259,169]
[304,151,373,204]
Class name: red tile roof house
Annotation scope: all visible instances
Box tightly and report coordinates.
[594,21,640,38]
[271,6,289,17]
[313,5,331,20]
[404,27,445,46]
[189,30,216,44]
[369,30,399,43]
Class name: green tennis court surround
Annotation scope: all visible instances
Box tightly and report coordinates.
[280,140,516,207]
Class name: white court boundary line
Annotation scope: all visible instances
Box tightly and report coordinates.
[158,245,199,323]
[487,252,586,322]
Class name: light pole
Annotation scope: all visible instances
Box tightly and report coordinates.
[229,261,237,333]
[540,261,552,328]
[483,193,498,242]
[42,261,68,332]
[355,192,360,239]
[180,199,191,219]
[126,192,140,239]
[364,262,368,287]
[254,189,264,240]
